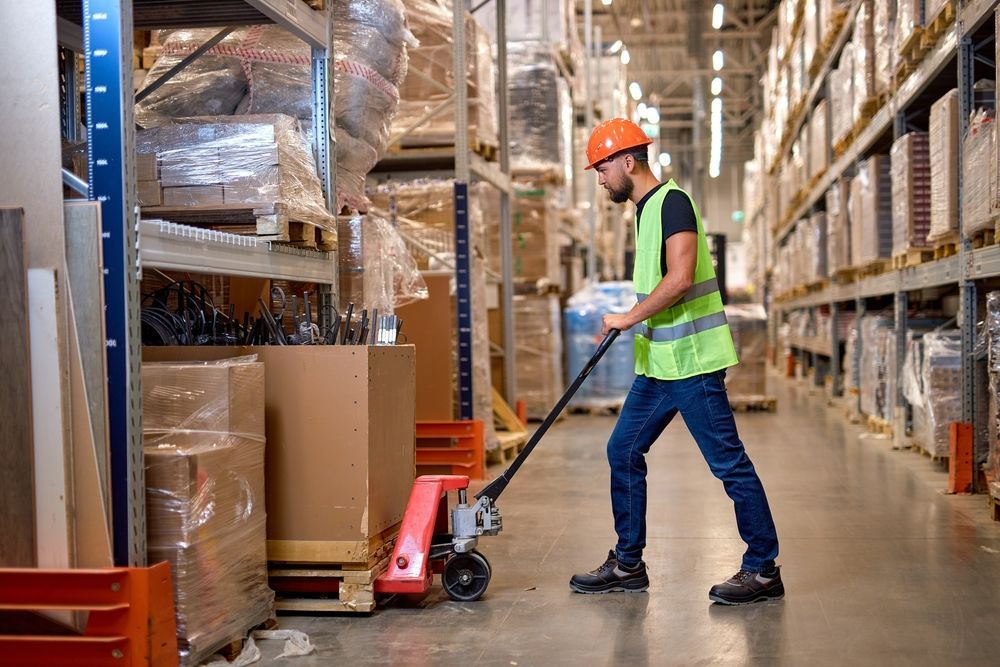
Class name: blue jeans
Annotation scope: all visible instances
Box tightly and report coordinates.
[607,371,779,573]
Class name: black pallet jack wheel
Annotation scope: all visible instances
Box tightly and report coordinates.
[442,551,491,602]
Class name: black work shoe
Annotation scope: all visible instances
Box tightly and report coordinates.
[709,567,784,605]
[569,550,649,594]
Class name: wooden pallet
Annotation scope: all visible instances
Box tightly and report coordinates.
[898,27,928,67]
[141,203,336,251]
[729,396,777,413]
[892,248,934,269]
[856,94,883,120]
[893,60,916,91]
[922,1,956,51]
[990,494,1000,522]
[510,165,566,185]
[973,227,997,249]
[933,241,959,259]
[831,266,858,284]
[489,387,529,466]
[267,522,400,567]
[866,414,893,437]
[833,129,856,159]
[212,618,279,663]
[857,259,892,277]
[268,556,391,614]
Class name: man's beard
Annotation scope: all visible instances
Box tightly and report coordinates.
[608,175,633,203]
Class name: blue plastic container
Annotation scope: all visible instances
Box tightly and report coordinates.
[564,282,636,407]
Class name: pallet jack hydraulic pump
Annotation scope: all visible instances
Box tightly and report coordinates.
[376,329,621,601]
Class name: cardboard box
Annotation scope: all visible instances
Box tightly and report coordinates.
[160,151,221,187]
[136,152,159,181]
[223,175,281,205]
[162,185,225,207]
[138,179,162,206]
[395,273,455,421]
[143,346,416,561]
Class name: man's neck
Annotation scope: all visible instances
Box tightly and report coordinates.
[629,172,665,205]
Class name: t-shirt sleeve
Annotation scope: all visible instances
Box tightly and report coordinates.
[661,191,698,241]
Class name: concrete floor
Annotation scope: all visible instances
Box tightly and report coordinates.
[252,375,1000,666]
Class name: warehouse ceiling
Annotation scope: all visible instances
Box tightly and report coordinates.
[583,0,780,164]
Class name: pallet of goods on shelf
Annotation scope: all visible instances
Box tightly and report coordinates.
[141,357,273,666]
[859,315,895,428]
[921,0,956,51]
[809,99,829,182]
[895,0,927,73]
[726,304,776,412]
[920,331,962,459]
[929,89,960,245]
[985,291,1000,504]
[963,108,995,245]
[830,44,855,154]
[850,155,892,272]
[890,132,933,268]
[487,184,562,291]
[826,177,854,280]
[514,293,563,420]
[371,180,499,452]
[135,115,336,249]
[873,0,896,98]
[389,0,497,155]
[852,1,878,120]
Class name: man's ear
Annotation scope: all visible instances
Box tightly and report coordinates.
[622,153,635,174]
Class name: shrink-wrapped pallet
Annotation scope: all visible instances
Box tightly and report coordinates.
[963,109,996,238]
[809,211,829,281]
[507,41,573,178]
[859,316,894,420]
[142,357,273,666]
[803,0,821,72]
[478,0,573,50]
[850,155,892,266]
[135,115,336,232]
[921,331,963,457]
[487,185,561,287]
[986,291,1000,500]
[826,178,852,273]
[725,304,769,399]
[853,1,875,121]
[830,46,855,146]
[890,132,932,255]
[929,89,961,241]
[896,0,922,57]
[874,0,897,96]
[515,294,563,419]
[392,0,497,150]
[810,99,830,180]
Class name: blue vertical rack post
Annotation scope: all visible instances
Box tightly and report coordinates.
[83,0,144,566]
[453,0,473,420]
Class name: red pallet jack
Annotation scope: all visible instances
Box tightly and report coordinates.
[376,329,621,601]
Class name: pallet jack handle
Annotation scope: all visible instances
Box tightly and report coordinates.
[476,328,621,503]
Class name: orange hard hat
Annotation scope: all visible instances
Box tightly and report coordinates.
[584,118,652,170]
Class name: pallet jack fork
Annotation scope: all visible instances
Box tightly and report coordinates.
[377,329,621,602]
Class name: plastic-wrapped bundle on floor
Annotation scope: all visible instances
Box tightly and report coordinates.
[142,357,273,666]
[921,331,963,457]
[564,282,637,409]
[929,90,960,241]
[902,330,930,447]
[515,294,563,419]
[507,41,572,178]
[853,2,875,121]
[135,114,336,232]
[844,321,859,393]
[826,178,852,273]
[874,0,896,96]
[830,47,855,146]
[859,316,893,419]
[963,109,995,238]
[391,0,497,150]
[891,132,932,255]
[986,292,1000,500]
[726,304,769,399]
[850,155,892,266]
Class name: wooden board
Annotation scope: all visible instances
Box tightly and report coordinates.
[0,208,35,566]
[492,386,525,433]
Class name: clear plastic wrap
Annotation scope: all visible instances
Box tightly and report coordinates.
[890,132,932,255]
[487,185,561,288]
[564,282,637,408]
[826,177,852,273]
[506,40,572,176]
[929,89,961,241]
[962,109,995,238]
[852,2,875,120]
[392,0,498,150]
[725,304,769,400]
[896,0,921,57]
[830,45,855,145]
[141,357,272,666]
[478,0,571,49]
[803,0,820,72]
[859,316,893,420]
[986,292,1000,499]
[810,99,829,180]
[844,320,859,392]
[332,0,414,87]
[902,331,930,447]
[820,0,852,40]
[136,114,336,232]
[873,0,896,96]
[337,212,429,314]
[514,294,563,419]
[850,155,892,266]
[921,331,963,457]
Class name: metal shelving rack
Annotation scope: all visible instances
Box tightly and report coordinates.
[62,0,336,566]
[770,0,1000,489]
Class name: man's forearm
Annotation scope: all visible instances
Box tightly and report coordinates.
[625,274,692,326]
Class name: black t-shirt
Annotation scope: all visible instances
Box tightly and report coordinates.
[635,183,698,275]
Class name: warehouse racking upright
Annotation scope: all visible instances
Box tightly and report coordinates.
[762,0,1000,493]
[53,0,338,567]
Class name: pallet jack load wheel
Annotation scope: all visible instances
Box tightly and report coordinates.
[442,551,491,601]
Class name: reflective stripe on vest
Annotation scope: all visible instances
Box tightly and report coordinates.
[636,311,729,342]
[636,276,720,306]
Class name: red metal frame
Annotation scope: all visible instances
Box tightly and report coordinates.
[375,474,469,595]
[948,422,974,494]
[415,420,485,480]
[0,562,178,666]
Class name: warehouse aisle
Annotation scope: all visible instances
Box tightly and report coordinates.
[260,376,1000,666]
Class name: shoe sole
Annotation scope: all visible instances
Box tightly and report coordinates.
[569,581,649,595]
[709,590,785,606]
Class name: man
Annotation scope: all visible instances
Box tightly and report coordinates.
[568,119,782,605]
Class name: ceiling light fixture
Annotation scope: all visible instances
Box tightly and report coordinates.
[659,152,672,167]
[712,3,725,30]
[601,0,613,6]
[620,48,631,65]
[637,102,648,117]
[713,50,724,71]
[711,76,722,96]
[629,81,643,101]
[646,107,660,124]
[608,40,623,54]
